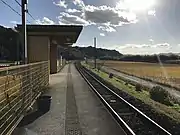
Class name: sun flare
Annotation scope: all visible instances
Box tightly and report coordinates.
[117,0,155,11]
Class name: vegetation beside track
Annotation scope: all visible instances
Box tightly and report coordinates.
[102,60,180,90]
[81,62,180,123]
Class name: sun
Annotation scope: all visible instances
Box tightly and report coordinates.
[118,0,155,11]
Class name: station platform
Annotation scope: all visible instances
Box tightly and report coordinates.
[13,64,125,135]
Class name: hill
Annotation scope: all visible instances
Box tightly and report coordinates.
[0,24,178,63]
[74,46,122,59]
[0,26,21,61]
[119,54,180,64]
[59,46,123,60]
[59,46,180,63]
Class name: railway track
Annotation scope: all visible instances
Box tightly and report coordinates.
[76,63,172,135]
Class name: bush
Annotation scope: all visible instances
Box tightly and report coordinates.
[125,82,128,85]
[109,73,113,78]
[150,86,173,106]
[135,84,142,92]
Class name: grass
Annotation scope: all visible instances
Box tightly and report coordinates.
[82,62,180,123]
[171,104,180,112]
[97,60,180,89]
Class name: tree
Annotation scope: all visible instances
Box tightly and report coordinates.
[0,26,21,61]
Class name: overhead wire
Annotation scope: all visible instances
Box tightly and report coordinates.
[0,0,21,16]
[14,0,36,22]
[14,0,21,7]
[0,0,31,23]
[27,12,36,21]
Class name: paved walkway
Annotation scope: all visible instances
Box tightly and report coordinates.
[13,64,125,135]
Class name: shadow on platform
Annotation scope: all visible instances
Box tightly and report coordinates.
[18,110,47,127]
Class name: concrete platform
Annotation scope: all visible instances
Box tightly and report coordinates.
[13,64,125,135]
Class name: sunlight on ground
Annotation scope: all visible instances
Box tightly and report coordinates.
[102,61,180,89]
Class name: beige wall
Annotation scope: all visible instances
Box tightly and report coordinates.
[27,36,61,74]
[27,36,50,63]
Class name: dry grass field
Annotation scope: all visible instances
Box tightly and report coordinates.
[102,61,180,89]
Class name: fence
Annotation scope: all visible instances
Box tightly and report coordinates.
[0,61,49,135]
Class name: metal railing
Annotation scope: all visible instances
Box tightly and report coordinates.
[57,59,66,72]
[0,61,49,135]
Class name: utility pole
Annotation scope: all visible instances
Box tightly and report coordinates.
[94,37,97,69]
[21,0,28,64]
[60,52,63,66]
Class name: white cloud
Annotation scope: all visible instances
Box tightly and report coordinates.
[100,33,105,36]
[1,24,10,28]
[10,21,20,24]
[58,21,66,25]
[73,0,85,8]
[115,43,171,54]
[53,0,67,8]
[10,21,21,27]
[54,0,156,32]
[119,43,170,49]
[148,9,156,16]
[58,4,137,32]
[58,12,89,26]
[66,8,81,13]
[98,25,116,32]
[35,17,55,25]
[84,5,136,26]
[116,0,155,11]
[149,39,154,42]
[155,43,170,48]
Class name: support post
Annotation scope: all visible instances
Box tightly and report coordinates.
[21,0,28,64]
[94,37,97,68]
[60,55,63,66]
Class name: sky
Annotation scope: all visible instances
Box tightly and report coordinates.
[1,0,180,54]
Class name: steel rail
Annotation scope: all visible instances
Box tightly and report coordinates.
[77,65,172,135]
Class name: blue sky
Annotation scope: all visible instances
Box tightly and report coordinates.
[1,0,180,54]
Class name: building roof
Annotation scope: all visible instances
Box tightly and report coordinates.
[15,25,83,44]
